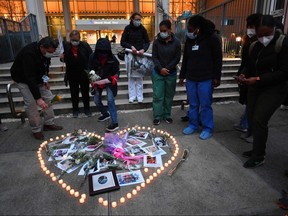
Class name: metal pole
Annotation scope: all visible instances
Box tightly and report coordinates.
[3,19,14,60]
[221,3,226,37]
[62,0,72,41]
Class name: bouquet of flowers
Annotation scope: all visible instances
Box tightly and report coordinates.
[40,94,62,116]
[87,70,101,83]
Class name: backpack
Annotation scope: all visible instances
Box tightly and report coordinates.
[249,34,286,55]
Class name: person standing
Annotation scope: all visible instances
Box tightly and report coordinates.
[60,30,93,118]
[179,15,222,140]
[239,15,288,168]
[88,38,120,132]
[120,12,150,103]
[151,20,181,125]
[10,36,63,140]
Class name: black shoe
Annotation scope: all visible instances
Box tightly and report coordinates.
[84,109,92,117]
[106,123,119,132]
[243,156,265,168]
[73,111,79,118]
[153,119,160,125]
[165,118,173,124]
[98,113,110,122]
[242,150,253,158]
[181,116,189,122]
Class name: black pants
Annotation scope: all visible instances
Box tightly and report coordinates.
[68,77,90,112]
[282,94,288,106]
[247,83,288,156]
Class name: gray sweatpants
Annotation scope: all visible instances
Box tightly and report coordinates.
[16,83,55,133]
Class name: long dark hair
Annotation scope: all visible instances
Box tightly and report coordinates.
[188,15,214,36]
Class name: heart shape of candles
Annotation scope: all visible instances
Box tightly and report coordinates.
[37,126,180,208]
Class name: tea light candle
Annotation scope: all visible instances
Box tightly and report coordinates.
[127,193,132,199]
[157,169,161,174]
[50,138,53,142]
[160,166,165,171]
[98,197,104,203]
[43,167,47,172]
[120,197,125,203]
[136,186,141,191]
[70,189,75,195]
[164,163,169,167]
[168,160,172,164]
[171,156,175,161]
[174,153,178,157]
[157,129,160,133]
[52,176,57,181]
[58,179,63,184]
[45,170,50,175]
[50,173,55,177]
[66,185,71,191]
[153,172,157,177]
[61,135,65,138]
[103,200,108,206]
[149,175,154,180]
[147,127,151,130]
[146,179,151,184]
[56,136,59,140]
[144,168,149,173]
[112,202,117,208]
[81,194,86,199]
[62,183,67,188]
[132,189,137,195]
[79,198,85,204]
[74,191,79,198]
[141,183,145,188]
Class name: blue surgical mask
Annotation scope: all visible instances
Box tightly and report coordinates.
[133,20,141,27]
[186,32,197,40]
[160,32,169,39]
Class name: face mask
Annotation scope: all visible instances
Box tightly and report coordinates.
[133,20,141,27]
[71,41,80,46]
[186,32,197,40]
[160,32,169,39]
[258,35,274,47]
[247,28,256,38]
[44,52,54,58]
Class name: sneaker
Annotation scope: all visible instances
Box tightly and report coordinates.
[129,99,136,103]
[98,113,110,122]
[242,150,253,158]
[199,131,213,140]
[0,125,8,132]
[106,123,119,132]
[84,109,92,117]
[165,118,173,124]
[33,132,44,140]
[73,111,79,118]
[138,99,143,103]
[233,124,248,133]
[153,119,160,125]
[243,156,265,168]
[181,116,189,122]
[280,105,288,110]
[43,124,63,131]
[183,126,196,135]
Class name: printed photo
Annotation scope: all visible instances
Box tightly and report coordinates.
[126,145,147,156]
[126,137,146,147]
[130,131,149,140]
[153,137,168,147]
[116,170,145,186]
[143,145,167,156]
[48,148,69,161]
[143,155,163,168]
[56,157,82,173]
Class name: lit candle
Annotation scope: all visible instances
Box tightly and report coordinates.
[79,198,85,204]
[144,168,149,173]
[132,189,137,195]
[157,129,160,133]
[56,136,59,140]
[174,153,178,157]
[153,172,157,177]
[142,126,145,130]
[112,202,117,208]
[160,166,165,171]
[147,127,151,130]
[98,197,104,203]
[61,135,65,138]
[70,189,75,195]
[103,200,108,206]
[141,183,145,188]
[66,185,71,191]
[136,186,141,191]
[168,160,172,164]
[171,156,175,161]
[127,193,132,199]
[45,170,50,175]
[164,163,169,167]
[58,179,63,184]
[81,194,86,199]
[157,169,161,174]
[52,176,57,181]
[146,179,150,184]
[43,167,47,172]
[50,173,55,177]
[74,191,79,198]
[120,197,125,203]
[62,183,67,188]
[50,138,53,142]
[149,175,153,180]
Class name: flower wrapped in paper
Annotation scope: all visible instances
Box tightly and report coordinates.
[86,70,101,83]
[40,94,62,116]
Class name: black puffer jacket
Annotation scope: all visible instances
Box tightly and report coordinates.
[179,33,222,82]
[88,38,120,96]
[120,23,150,51]
[62,41,92,80]
[10,42,50,100]
[243,32,288,87]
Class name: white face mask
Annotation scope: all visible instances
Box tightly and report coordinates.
[258,35,274,47]
[133,20,141,27]
[44,52,54,58]
[71,41,80,46]
[247,28,256,38]
[160,32,169,39]
[186,32,197,40]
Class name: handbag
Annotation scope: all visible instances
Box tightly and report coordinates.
[117,49,126,61]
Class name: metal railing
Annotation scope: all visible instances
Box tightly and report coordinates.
[6,83,25,123]
[0,14,39,63]
[174,0,255,56]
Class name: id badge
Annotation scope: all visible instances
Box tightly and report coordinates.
[192,45,199,51]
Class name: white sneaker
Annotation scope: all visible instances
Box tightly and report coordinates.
[280,105,288,110]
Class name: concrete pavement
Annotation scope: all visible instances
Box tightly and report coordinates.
[0,103,288,215]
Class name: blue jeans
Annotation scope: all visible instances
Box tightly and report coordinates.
[186,79,214,133]
[240,105,248,129]
[94,87,118,124]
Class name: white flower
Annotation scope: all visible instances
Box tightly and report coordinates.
[89,70,95,75]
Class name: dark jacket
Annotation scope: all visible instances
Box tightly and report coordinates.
[237,34,258,104]
[152,33,181,74]
[62,41,92,80]
[10,42,50,100]
[120,23,150,51]
[88,38,120,96]
[179,33,222,82]
[243,32,288,88]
